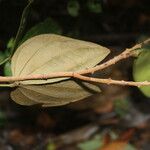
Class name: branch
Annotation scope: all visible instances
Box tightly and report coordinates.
[79,48,136,75]
[78,39,147,75]
[0,83,14,87]
[1,71,150,87]
[0,0,34,66]
[0,39,149,87]
[0,46,137,83]
[0,56,11,66]
[0,72,73,83]
[11,0,34,56]
[73,73,150,87]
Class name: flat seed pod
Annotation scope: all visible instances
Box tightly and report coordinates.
[11,79,100,106]
[11,34,110,84]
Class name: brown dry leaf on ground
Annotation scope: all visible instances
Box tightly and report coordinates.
[99,128,135,150]
[100,141,129,150]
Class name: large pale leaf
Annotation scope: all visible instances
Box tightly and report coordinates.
[11,88,38,106]
[11,79,100,106]
[11,34,109,106]
[11,34,110,85]
[133,49,150,97]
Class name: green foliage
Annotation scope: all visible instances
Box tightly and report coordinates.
[0,51,5,63]
[21,18,62,44]
[5,38,15,59]
[78,135,102,150]
[67,0,80,17]
[125,144,136,150]
[47,142,56,150]
[0,38,15,66]
[11,34,109,106]
[4,61,12,76]
[0,38,14,76]
[87,0,102,13]
[78,133,135,150]
[7,38,15,50]
[1,38,14,76]
[133,47,150,97]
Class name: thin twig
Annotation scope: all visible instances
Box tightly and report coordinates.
[0,83,14,87]
[0,0,34,66]
[11,0,34,56]
[0,39,150,87]
[78,40,148,75]
[73,73,150,87]
[0,47,137,83]
[0,71,150,87]
[0,56,11,65]
[79,48,136,75]
[0,72,73,83]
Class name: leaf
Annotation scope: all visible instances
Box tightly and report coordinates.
[47,142,56,150]
[21,18,62,44]
[0,38,15,66]
[67,0,80,17]
[100,141,133,150]
[78,135,102,150]
[7,38,15,50]
[11,79,100,106]
[5,38,15,58]
[125,145,136,150]
[100,129,135,150]
[11,34,110,85]
[0,51,5,63]
[11,88,38,106]
[11,34,109,106]
[4,61,12,76]
[133,48,150,97]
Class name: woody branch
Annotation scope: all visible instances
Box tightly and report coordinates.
[0,39,150,87]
